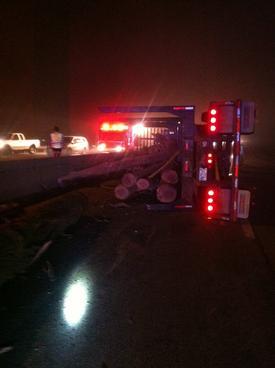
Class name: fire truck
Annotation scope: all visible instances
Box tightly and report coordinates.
[96,100,255,221]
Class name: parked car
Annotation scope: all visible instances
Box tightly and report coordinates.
[63,136,89,155]
[0,133,40,155]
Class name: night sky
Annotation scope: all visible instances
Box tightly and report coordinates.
[0,1,274,145]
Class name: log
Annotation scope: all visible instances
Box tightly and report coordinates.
[58,151,172,187]
[114,184,136,200]
[156,183,177,203]
[161,169,178,184]
[136,178,151,191]
[121,172,137,188]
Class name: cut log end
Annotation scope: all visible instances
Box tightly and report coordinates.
[121,173,137,188]
[114,184,131,200]
[156,183,177,203]
[136,178,151,191]
[161,169,178,184]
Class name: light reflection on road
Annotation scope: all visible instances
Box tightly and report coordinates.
[63,274,92,327]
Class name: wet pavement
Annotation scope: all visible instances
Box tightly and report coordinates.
[0,148,274,368]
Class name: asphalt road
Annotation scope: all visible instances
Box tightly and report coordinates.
[0,148,274,368]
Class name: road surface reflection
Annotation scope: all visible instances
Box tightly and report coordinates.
[62,272,92,327]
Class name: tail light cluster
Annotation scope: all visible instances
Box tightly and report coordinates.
[207,153,213,168]
[206,188,216,213]
[209,108,217,133]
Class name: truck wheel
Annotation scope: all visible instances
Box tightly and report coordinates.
[2,145,13,156]
[29,145,36,154]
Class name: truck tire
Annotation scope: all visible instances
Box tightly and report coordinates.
[81,147,87,155]
[66,148,73,156]
[29,145,36,154]
[2,145,13,156]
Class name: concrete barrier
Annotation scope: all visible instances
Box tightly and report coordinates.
[0,154,109,203]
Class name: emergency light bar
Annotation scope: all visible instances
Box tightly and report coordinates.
[100,122,128,131]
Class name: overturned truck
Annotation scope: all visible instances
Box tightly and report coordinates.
[60,100,255,222]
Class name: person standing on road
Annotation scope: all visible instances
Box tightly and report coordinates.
[50,126,64,158]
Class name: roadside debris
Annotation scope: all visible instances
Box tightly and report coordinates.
[0,192,86,287]
[0,345,14,355]
[29,240,53,265]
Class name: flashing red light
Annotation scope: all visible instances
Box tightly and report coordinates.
[210,109,217,115]
[101,122,110,131]
[210,117,217,123]
[208,190,215,196]
[208,153,213,158]
[207,159,213,164]
[208,198,214,203]
[207,205,214,212]
[210,125,216,132]
[100,122,128,131]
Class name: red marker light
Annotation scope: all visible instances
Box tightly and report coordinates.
[208,190,215,196]
[184,160,189,172]
[208,198,214,203]
[207,159,213,164]
[210,109,217,115]
[210,125,216,132]
[210,117,216,123]
[208,153,213,158]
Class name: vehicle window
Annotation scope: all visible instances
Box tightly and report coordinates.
[13,135,19,140]
[64,137,73,144]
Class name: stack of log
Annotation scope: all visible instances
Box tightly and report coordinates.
[114,166,179,204]
[57,148,181,204]
[156,169,178,203]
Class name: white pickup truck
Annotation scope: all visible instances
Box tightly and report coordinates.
[0,133,40,155]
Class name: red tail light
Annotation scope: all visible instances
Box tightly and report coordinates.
[206,188,216,213]
[209,107,217,133]
[207,153,213,165]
